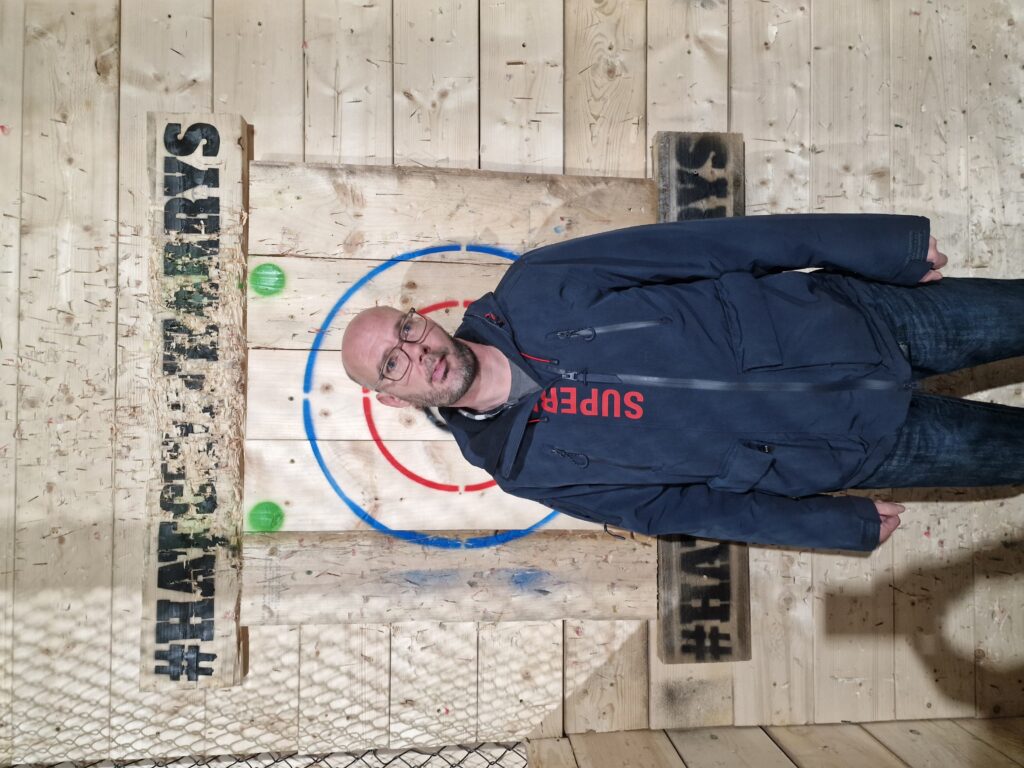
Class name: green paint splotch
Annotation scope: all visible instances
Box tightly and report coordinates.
[248,501,285,532]
[249,263,286,296]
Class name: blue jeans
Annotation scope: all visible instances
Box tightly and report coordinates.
[834,276,1024,488]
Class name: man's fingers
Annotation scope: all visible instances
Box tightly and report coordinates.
[920,270,943,283]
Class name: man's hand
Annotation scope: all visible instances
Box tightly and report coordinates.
[920,235,948,283]
[876,500,905,544]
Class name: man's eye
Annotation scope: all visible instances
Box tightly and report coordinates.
[400,322,414,339]
[384,356,398,373]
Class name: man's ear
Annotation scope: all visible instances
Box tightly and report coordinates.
[376,392,412,408]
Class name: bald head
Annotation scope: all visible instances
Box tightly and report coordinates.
[340,305,479,408]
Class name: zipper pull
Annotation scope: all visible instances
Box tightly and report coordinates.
[560,370,582,382]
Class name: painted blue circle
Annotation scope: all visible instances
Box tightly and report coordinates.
[303,243,560,549]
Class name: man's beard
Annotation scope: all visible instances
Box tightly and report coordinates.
[418,338,478,408]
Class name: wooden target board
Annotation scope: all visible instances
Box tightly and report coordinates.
[244,163,657,538]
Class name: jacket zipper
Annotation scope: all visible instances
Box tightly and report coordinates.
[549,318,671,342]
[556,368,917,393]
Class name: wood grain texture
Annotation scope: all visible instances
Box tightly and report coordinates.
[646,0,728,149]
[13,1,119,760]
[213,0,303,161]
[304,0,393,165]
[954,718,1024,764]
[298,624,390,752]
[246,255,509,350]
[667,726,798,768]
[564,619,648,733]
[247,162,656,259]
[648,625,733,730]
[565,0,646,177]
[568,730,686,768]
[389,621,477,748]
[0,1,23,762]
[527,737,580,768]
[480,0,563,174]
[243,439,589,533]
[393,0,478,169]
[202,625,300,753]
[733,548,814,726]
[767,724,907,768]
[111,2,212,755]
[730,0,810,215]
[864,720,1021,768]
[477,621,563,740]
[241,531,657,625]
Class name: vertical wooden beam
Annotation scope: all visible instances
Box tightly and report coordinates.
[729,0,815,727]
[564,619,648,733]
[480,0,564,174]
[0,2,24,763]
[304,0,393,165]
[810,0,896,724]
[393,0,479,169]
[564,0,646,177]
[214,1,304,161]
[112,2,213,756]
[968,0,1024,720]
[13,0,119,760]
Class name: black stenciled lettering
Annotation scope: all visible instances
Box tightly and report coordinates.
[680,624,733,661]
[162,318,219,371]
[684,581,731,623]
[164,240,218,277]
[160,481,217,518]
[677,169,729,202]
[173,281,220,317]
[164,197,220,235]
[678,541,731,581]
[154,644,217,682]
[157,521,228,562]
[158,554,216,598]
[164,122,221,157]
[677,205,728,221]
[164,157,220,195]
[156,598,215,643]
[676,135,728,170]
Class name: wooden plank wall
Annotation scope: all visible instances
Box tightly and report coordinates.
[0,0,1021,762]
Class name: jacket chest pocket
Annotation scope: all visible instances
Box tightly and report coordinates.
[709,436,870,495]
[715,272,784,371]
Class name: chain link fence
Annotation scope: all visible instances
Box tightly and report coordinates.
[13,743,528,768]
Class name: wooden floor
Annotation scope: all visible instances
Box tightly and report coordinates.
[1,0,1023,764]
[530,719,1024,768]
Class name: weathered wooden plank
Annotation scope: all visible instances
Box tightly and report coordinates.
[564,620,648,733]
[393,0,478,169]
[139,114,248,691]
[568,730,686,768]
[247,162,656,259]
[809,0,895,724]
[954,718,1024,764]
[0,1,23,762]
[479,0,563,174]
[526,738,579,768]
[111,3,212,756]
[243,439,590,532]
[968,0,1024,720]
[241,531,657,625]
[213,1,303,161]
[863,720,1021,768]
[646,0,728,153]
[477,621,562,741]
[666,726,797,768]
[13,1,119,760]
[767,724,907,768]
[246,255,509,350]
[564,0,646,177]
[297,624,390,752]
[389,621,477,748]
[304,0,393,165]
[202,625,300,753]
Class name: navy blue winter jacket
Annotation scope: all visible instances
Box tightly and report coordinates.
[441,214,932,551]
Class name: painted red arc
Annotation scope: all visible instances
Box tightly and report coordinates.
[362,299,497,493]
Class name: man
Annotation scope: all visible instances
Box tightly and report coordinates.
[341,214,1024,551]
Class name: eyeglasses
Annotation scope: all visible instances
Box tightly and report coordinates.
[376,308,428,386]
